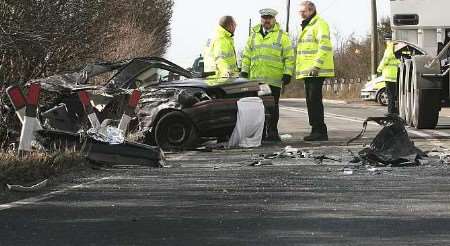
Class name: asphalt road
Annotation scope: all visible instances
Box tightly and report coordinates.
[1,100,450,246]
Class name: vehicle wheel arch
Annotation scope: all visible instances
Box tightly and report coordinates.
[376,87,388,106]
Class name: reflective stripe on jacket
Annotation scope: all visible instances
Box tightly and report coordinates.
[296,15,335,79]
[242,23,294,88]
[377,42,400,82]
[204,26,239,79]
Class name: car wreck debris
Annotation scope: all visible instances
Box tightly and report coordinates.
[348,115,426,166]
[7,179,49,192]
[82,138,164,167]
[35,129,164,167]
[87,126,125,145]
[250,146,341,166]
[14,57,275,151]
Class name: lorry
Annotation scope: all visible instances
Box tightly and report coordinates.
[390,0,450,129]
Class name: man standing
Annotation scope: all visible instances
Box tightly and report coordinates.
[241,8,295,141]
[296,1,334,141]
[203,16,239,80]
[377,34,401,115]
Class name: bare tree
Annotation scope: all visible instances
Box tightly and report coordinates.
[0,0,174,148]
[0,0,173,84]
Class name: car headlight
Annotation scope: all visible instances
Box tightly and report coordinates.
[258,84,272,96]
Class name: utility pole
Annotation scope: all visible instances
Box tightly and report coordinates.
[371,0,379,78]
[286,0,291,33]
[249,18,252,36]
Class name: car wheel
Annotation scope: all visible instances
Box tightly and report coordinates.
[155,111,198,150]
[376,88,388,106]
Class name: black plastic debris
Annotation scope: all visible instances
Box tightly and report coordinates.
[348,115,425,166]
[83,139,162,167]
[36,129,163,167]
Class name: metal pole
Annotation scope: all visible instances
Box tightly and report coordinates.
[249,18,252,36]
[286,0,291,33]
[371,0,379,78]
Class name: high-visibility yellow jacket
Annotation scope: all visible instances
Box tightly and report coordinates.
[296,15,335,79]
[203,26,239,79]
[241,23,295,88]
[377,42,401,82]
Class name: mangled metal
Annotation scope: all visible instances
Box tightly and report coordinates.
[348,115,426,166]
[250,146,341,166]
[35,129,164,167]
[87,126,125,145]
[16,57,275,151]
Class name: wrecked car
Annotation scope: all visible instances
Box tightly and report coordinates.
[27,57,275,150]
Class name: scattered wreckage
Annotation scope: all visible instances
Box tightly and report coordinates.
[347,115,426,166]
[6,57,275,158]
[251,115,446,173]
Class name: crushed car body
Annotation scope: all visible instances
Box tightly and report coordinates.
[27,57,275,150]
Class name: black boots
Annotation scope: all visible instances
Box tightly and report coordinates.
[303,132,328,141]
[304,126,328,142]
[266,128,282,142]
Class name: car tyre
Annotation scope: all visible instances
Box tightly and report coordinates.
[376,88,388,106]
[155,111,198,150]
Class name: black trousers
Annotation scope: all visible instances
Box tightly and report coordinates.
[304,77,327,133]
[269,85,281,133]
[385,81,398,114]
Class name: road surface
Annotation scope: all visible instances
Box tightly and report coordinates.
[1,100,450,245]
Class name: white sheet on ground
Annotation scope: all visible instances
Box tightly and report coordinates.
[228,97,265,148]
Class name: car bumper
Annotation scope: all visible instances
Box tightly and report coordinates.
[361,90,377,101]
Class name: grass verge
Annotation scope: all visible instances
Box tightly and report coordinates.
[0,151,89,191]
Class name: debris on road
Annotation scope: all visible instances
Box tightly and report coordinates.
[36,129,164,167]
[250,159,273,166]
[83,138,164,167]
[6,179,48,192]
[425,147,450,165]
[250,146,341,166]
[348,115,426,166]
[342,167,353,175]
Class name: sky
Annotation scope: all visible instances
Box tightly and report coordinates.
[165,0,390,67]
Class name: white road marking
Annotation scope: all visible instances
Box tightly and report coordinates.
[280,106,436,139]
[0,176,112,211]
[425,129,450,138]
[406,128,435,138]
[281,106,379,126]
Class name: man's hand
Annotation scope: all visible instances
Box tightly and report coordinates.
[240,72,249,78]
[282,74,292,86]
[309,67,320,77]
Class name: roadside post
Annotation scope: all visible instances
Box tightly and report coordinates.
[9,83,43,152]
[118,89,141,135]
[6,86,26,124]
[78,91,101,129]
